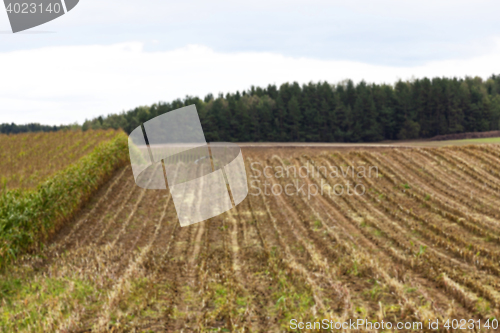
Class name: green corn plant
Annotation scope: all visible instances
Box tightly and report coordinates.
[0,131,129,270]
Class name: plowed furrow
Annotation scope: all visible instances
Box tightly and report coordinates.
[388,149,500,218]
[415,148,500,202]
[50,165,130,253]
[93,189,172,332]
[246,159,334,323]
[333,153,500,268]
[429,148,500,192]
[359,151,500,245]
[310,153,500,315]
[278,155,453,324]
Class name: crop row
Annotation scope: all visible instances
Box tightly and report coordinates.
[0,131,129,269]
[0,129,120,189]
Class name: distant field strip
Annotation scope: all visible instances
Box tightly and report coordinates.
[0,129,122,190]
[1,144,500,332]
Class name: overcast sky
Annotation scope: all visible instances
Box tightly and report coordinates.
[1,0,500,125]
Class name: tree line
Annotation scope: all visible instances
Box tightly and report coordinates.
[3,74,500,142]
[0,122,79,135]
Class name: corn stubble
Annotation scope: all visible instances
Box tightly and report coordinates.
[1,144,500,332]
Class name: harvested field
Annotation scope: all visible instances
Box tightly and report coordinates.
[1,144,500,332]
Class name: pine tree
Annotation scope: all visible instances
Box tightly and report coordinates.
[256,95,276,141]
[274,95,288,141]
[320,100,332,141]
[287,96,303,141]
[394,80,412,137]
[333,94,347,142]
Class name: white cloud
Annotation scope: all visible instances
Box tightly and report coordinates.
[1,40,499,125]
[2,0,500,66]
